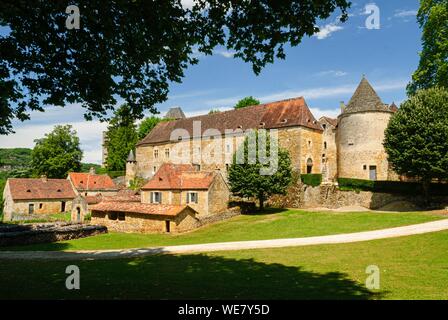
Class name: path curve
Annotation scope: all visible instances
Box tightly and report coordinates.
[1,219,448,261]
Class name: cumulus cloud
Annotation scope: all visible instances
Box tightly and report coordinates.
[314,23,344,40]
[394,9,418,18]
[315,70,348,77]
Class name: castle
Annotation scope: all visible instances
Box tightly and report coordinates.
[126,76,399,185]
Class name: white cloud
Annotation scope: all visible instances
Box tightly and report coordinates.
[310,107,340,120]
[315,70,348,77]
[214,49,236,58]
[205,79,408,107]
[394,9,417,18]
[314,23,344,40]
[0,120,108,164]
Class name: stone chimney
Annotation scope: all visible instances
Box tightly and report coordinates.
[89,167,96,175]
[40,175,47,182]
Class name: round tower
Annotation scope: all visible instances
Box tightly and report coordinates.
[337,76,396,181]
[125,150,137,186]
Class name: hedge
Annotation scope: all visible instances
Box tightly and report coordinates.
[300,174,322,187]
[338,178,448,195]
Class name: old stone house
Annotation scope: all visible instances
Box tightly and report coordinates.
[2,176,76,221]
[127,76,398,184]
[68,168,119,197]
[140,163,230,216]
[90,200,199,233]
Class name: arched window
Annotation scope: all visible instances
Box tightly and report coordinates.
[306,158,313,174]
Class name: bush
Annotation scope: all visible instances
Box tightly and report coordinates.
[106,171,125,179]
[337,178,448,195]
[300,174,322,187]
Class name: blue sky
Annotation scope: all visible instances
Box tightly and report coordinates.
[0,0,421,163]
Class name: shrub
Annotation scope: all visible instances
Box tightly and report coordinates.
[107,171,125,179]
[337,178,448,195]
[300,174,322,187]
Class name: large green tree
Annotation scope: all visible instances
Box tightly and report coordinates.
[228,130,292,210]
[106,104,138,171]
[31,125,83,178]
[384,87,448,202]
[137,116,170,140]
[408,0,448,94]
[234,96,261,109]
[0,1,350,134]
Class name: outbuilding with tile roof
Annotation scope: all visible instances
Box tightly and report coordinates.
[2,176,76,221]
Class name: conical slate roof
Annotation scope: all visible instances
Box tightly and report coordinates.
[165,107,186,120]
[343,77,391,114]
[127,150,136,162]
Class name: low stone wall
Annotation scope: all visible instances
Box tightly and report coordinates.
[0,222,107,247]
[196,209,241,227]
[269,183,448,210]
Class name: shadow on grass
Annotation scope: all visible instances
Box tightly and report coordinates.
[243,207,289,216]
[0,253,384,299]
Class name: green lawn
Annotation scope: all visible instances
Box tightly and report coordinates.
[3,209,446,251]
[3,212,71,225]
[0,230,447,299]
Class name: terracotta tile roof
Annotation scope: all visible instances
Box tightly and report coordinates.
[137,97,322,146]
[68,172,118,191]
[320,116,338,127]
[90,201,196,217]
[7,178,76,201]
[85,195,102,205]
[102,189,141,202]
[141,163,215,190]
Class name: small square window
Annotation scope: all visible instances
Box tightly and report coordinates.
[187,192,198,204]
[363,165,367,170]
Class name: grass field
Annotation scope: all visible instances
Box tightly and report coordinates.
[0,230,447,299]
[2,209,445,251]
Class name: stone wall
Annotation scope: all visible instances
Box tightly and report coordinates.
[269,182,448,210]
[0,223,107,247]
[91,207,200,233]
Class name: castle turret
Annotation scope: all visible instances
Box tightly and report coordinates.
[125,150,137,186]
[336,76,396,181]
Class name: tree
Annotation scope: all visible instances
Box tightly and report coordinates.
[208,109,222,114]
[234,96,261,109]
[407,0,448,94]
[0,1,350,134]
[137,116,164,140]
[106,104,139,171]
[384,87,448,203]
[228,130,292,210]
[31,125,83,178]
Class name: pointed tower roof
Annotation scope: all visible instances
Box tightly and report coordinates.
[127,150,136,162]
[165,107,186,120]
[343,76,391,114]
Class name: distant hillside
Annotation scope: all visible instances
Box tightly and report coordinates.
[0,148,32,169]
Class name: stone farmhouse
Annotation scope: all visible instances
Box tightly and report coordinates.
[140,163,230,216]
[2,176,76,221]
[126,77,398,185]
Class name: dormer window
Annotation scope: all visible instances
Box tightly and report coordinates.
[26,189,31,193]
[237,125,243,129]
[259,122,265,127]
[177,136,182,141]
[57,189,62,192]
[281,119,288,124]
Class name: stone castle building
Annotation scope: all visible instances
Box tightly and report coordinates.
[126,77,399,184]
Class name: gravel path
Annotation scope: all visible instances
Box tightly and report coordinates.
[1,219,448,261]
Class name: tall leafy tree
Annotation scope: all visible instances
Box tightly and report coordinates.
[0,1,350,134]
[234,96,261,109]
[384,87,448,202]
[106,104,138,171]
[31,125,83,178]
[228,131,292,210]
[408,0,448,94]
[137,116,170,140]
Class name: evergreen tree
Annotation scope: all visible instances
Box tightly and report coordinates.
[234,96,260,109]
[106,104,138,171]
